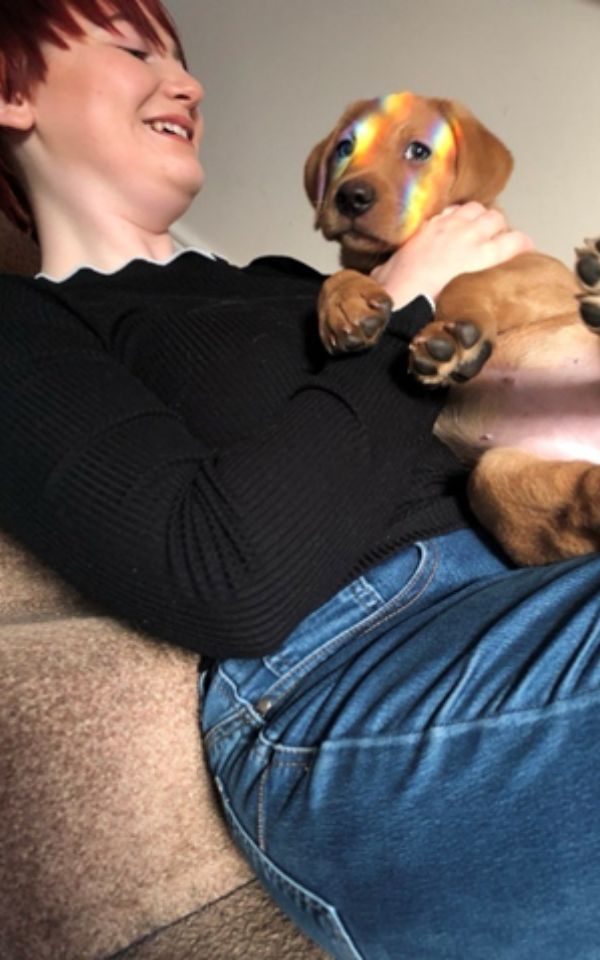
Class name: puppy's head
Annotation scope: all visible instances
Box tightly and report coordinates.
[304,91,514,269]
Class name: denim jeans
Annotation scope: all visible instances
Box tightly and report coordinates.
[200,529,600,959]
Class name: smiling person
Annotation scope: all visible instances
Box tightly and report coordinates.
[0,3,599,959]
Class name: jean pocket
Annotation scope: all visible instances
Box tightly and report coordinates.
[213,774,364,960]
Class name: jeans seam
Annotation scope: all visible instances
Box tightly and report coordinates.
[257,730,317,753]
[214,774,366,960]
[203,707,257,750]
[259,542,439,714]
[257,765,269,851]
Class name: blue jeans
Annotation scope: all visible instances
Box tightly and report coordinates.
[200,529,600,959]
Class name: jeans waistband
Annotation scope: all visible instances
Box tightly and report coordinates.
[201,528,512,737]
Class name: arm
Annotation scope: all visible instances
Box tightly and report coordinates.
[0,277,436,658]
[371,203,534,308]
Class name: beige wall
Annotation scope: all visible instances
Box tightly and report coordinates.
[169,0,600,273]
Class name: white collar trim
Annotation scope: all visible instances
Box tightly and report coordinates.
[34,246,216,284]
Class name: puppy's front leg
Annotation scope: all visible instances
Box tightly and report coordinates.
[408,270,498,386]
[318,270,393,354]
[409,251,577,386]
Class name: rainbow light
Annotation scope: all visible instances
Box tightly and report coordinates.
[330,91,458,239]
[401,115,457,239]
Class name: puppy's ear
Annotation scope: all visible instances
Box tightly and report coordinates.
[304,135,331,210]
[435,98,513,205]
[304,98,378,215]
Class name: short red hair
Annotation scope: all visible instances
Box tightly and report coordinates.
[0,0,185,235]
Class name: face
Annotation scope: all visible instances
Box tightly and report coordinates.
[307,93,458,256]
[20,8,205,229]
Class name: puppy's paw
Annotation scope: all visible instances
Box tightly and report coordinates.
[408,318,492,386]
[318,271,393,353]
[575,237,600,333]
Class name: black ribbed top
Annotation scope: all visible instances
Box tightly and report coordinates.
[0,251,470,657]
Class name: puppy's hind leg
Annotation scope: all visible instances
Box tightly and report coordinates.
[468,448,600,565]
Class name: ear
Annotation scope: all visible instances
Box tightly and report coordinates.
[0,92,35,133]
[434,98,513,205]
[303,98,378,211]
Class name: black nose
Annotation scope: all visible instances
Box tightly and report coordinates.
[335,180,376,218]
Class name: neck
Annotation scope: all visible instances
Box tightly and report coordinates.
[29,177,189,280]
[36,213,177,280]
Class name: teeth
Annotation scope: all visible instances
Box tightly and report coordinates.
[148,120,191,141]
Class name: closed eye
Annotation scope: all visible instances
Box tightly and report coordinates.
[119,47,151,61]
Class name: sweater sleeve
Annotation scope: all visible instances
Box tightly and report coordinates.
[0,276,438,658]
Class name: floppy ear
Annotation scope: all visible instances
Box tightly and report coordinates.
[304,98,378,212]
[434,98,513,205]
[304,134,332,209]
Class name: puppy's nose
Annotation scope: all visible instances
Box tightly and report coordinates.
[335,180,376,218]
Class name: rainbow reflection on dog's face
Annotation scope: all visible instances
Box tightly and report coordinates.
[308,92,460,257]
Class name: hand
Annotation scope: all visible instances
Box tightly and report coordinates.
[371,202,535,309]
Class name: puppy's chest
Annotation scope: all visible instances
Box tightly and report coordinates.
[452,323,600,463]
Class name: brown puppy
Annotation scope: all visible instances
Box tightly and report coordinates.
[305,92,600,565]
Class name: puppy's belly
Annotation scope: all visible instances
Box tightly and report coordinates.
[438,338,600,465]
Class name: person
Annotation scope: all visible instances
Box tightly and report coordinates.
[0,2,598,958]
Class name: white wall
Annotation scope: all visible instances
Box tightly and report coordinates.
[168,0,600,273]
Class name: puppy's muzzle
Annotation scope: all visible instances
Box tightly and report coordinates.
[335,179,377,218]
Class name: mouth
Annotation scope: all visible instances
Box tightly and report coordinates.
[144,116,195,145]
[334,225,396,254]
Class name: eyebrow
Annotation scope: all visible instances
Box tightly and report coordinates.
[106,14,186,65]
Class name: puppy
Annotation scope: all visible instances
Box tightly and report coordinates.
[305,91,600,565]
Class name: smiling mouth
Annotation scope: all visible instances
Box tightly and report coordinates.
[144,120,194,145]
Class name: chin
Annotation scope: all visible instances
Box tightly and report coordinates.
[340,230,395,257]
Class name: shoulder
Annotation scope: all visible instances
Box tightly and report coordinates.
[0,272,107,357]
[0,273,58,319]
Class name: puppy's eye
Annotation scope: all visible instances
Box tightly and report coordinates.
[404,141,432,162]
[334,138,355,161]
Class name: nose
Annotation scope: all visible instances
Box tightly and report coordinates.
[162,61,204,112]
[335,180,376,218]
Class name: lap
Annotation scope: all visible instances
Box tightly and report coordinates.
[202,529,600,959]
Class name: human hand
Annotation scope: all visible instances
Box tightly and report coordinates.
[371,202,535,309]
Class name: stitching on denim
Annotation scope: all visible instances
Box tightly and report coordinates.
[203,707,255,750]
[257,731,318,756]
[213,668,241,709]
[271,758,312,770]
[259,542,439,713]
[215,776,365,959]
[202,667,266,745]
[349,575,385,611]
[257,765,269,851]
[265,544,428,677]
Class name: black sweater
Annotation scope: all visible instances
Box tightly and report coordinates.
[0,250,470,657]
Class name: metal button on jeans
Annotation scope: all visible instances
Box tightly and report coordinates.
[256,697,274,716]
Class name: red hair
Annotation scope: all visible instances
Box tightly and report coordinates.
[0,0,185,235]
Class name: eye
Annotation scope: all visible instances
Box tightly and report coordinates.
[119,47,150,61]
[404,141,432,162]
[334,138,355,161]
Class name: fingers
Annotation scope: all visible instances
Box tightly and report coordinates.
[484,228,535,266]
[434,202,490,223]
[435,203,509,234]
[433,203,534,265]
[377,202,535,305]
